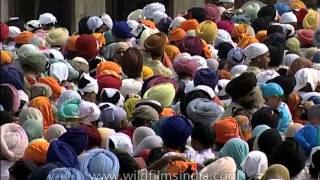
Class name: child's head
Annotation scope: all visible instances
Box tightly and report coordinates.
[191,122,215,151]
[308,104,320,125]
[260,83,284,109]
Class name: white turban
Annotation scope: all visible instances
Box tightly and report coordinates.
[294,68,320,92]
[143,2,166,19]
[243,43,269,63]
[78,73,99,95]
[87,16,103,32]
[280,12,297,24]
[169,16,186,29]
[101,13,113,29]
[9,26,21,38]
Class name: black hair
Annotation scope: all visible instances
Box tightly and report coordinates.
[0,111,14,126]
[309,148,320,178]
[251,107,280,129]
[9,160,37,180]
[191,122,215,149]
[0,85,14,113]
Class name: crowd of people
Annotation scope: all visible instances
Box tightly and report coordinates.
[0,0,320,179]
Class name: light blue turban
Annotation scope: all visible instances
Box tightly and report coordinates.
[186,98,222,124]
[47,167,84,180]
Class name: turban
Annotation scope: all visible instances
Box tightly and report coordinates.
[47,167,84,180]
[79,100,101,123]
[160,115,192,148]
[256,129,283,158]
[143,82,175,108]
[0,22,9,42]
[67,35,79,52]
[144,32,167,58]
[0,50,12,64]
[27,163,61,180]
[121,47,143,79]
[227,47,245,65]
[46,28,69,47]
[195,20,218,44]
[294,125,320,155]
[180,89,211,117]
[78,73,99,95]
[17,44,40,58]
[29,96,54,129]
[170,16,186,29]
[47,140,79,169]
[243,2,261,20]
[230,64,248,78]
[257,69,280,86]
[69,57,89,74]
[233,24,255,42]
[132,126,156,149]
[132,105,160,124]
[204,4,220,22]
[59,128,89,155]
[79,149,120,179]
[173,59,199,78]
[267,75,296,97]
[23,138,49,165]
[108,133,133,154]
[98,127,115,148]
[219,138,249,169]
[297,29,314,47]
[120,78,142,98]
[48,61,69,83]
[286,37,300,54]
[79,124,102,149]
[29,83,52,99]
[290,0,305,10]
[38,76,62,99]
[127,9,144,21]
[251,17,268,33]
[164,45,181,61]
[213,117,240,145]
[260,82,284,98]
[133,135,163,156]
[97,74,122,91]
[225,72,257,100]
[123,97,140,120]
[186,98,222,124]
[39,12,57,25]
[288,56,312,76]
[99,104,127,131]
[217,20,234,35]
[19,53,47,73]
[280,12,297,24]
[180,19,199,32]
[257,5,276,22]
[199,157,237,180]
[243,43,269,62]
[112,21,134,39]
[100,88,124,107]
[143,2,165,19]
[302,10,320,31]
[241,151,268,179]
[215,29,232,46]
[87,16,103,32]
[156,17,172,34]
[75,34,98,60]
[237,35,259,48]
[0,64,24,90]
[194,68,219,91]
[255,30,267,42]
[168,28,186,42]
[186,7,206,23]
[14,31,33,44]
[22,119,44,142]
[96,61,121,77]
[92,33,106,48]
[46,124,66,142]
[178,36,204,56]
[18,107,43,125]
[0,123,28,161]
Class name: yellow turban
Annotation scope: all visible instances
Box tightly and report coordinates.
[255,30,267,42]
[290,0,305,10]
[1,50,12,64]
[302,10,320,31]
[142,66,154,80]
[195,20,218,44]
[92,33,106,48]
[123,97,140,119]
[164,45,180,61]
[143,82,175,108]
[238,35,259,48]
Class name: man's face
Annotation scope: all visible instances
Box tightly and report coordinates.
[257,52,270,69]
[238,89,256,109]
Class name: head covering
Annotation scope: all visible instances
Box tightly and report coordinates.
[286,37,300,54]
[96,61,121,77]
[46,28,69,47]
[214,29,232,46]
[252,125,271,138]
[251,107,280,129]
[271,139,306,177]
[255,30,267,42]
[133,135,162,156]
[173,59,199,78]
[314,28,320,48]
[180,89,211,117]
[294,125,320,155]
[46,124,66,142]
[112,21,133,39]
[266,76,296,97]
[120,78,142,98]
[225,72,257,100]
[180,19,199,32]
[195,20,217,44]
[219,138,249,169]
[97,74,122,91]
[287,57,312,76]
[283,54,299,67]
[169,16,186,29]
[0,22,9,42]
[14,31,33,44]
[46,140,79,168]
[100,88,124,107]
[108,132,133,154]
[256,129,282,157]
[0,50,12,65]
[98,127,115,149]
[18,107,43,125]
[59,128,89,155]
[27,162,61,180]
[0,64,24,90]
[280,12,297,24]
[199,157,237,180]
[213,117,240,145]
[47,167,84,180]
[79,100,101,123]
[193,68,219,91]
[297,29,315,47]
[29,83,52,99]
[178,36,204,56]
[121,47,143,79]
[29,96,54,129]
[260,82,284,97]
[38,76,62,99]
[19,53,47,74]
[144,32,166,58]
[0,123,28,161]
[132,127,156,149]
[79,124,102,149]
[143,83,175,108]
[230,64,248,78]
[132,104,160,123]
[186,98,222,124]
[160,115,192,148]
[217,20,234,35]
[165,45,181,61]
[243,43,269,63]
[227,47,245,65]
[0,84,20,113]
[142,2,165,19]
[99,104,127,131]
[23,138,49,165]
[75,34,98,60]
[286,123,303,138]
[302,10,320,31]
[294,68,320,92]
[204,3,220,22]
[207,58,219,72]
[22,119,43,142]
[87,16,103,32]
[237,36,259,48]
[241,151,268,179]
[79,149,119,179]
[261,164,290,180]
[78,73,98,95]
[39,12,56,25]
[48,62,69,83]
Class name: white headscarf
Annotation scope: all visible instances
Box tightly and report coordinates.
[294,68,320,92]
[256,69,280,86]
[78,73,99,95]
[132,127,156,149]
[169,16,186,29]
[230,64,248,78]
[133,135,163,156]
[49,62,69,83]
[283,54,299,67]
[241,151,268,179]
[108,133,133,154]
[142,2,166,19]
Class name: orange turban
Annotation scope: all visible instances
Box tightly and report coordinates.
[290,0,305,10]
[168,28,186,42]
[164,45,180,61]
[237,35,259,48]
[14,31,34,44]
[160,107,175,117]
[38,76,62,99]
[142,20,156,29]
[218,70,232,80]
[67,35,79,52]
[1,50,12,64]
[201,39,213,59]
[29,96,54,129]
[256,30,267,42]
[23,138,49,165]
[180,19,199,32]
[233,24,255,42]
[96,61,122,78]
[92,33,106,48]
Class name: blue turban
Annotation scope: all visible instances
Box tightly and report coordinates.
[0,64,24,90]
[79,149,120,180]
[47,167,84,180]
[274,3,289,15]
[260,83,284,98]
[59,128,89,155]
[112,21,134,39]
[46,140,79,169]
[27,162,62,180]
[160,115,193,148]
[294,125,320,155]
[193,68,219,91]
